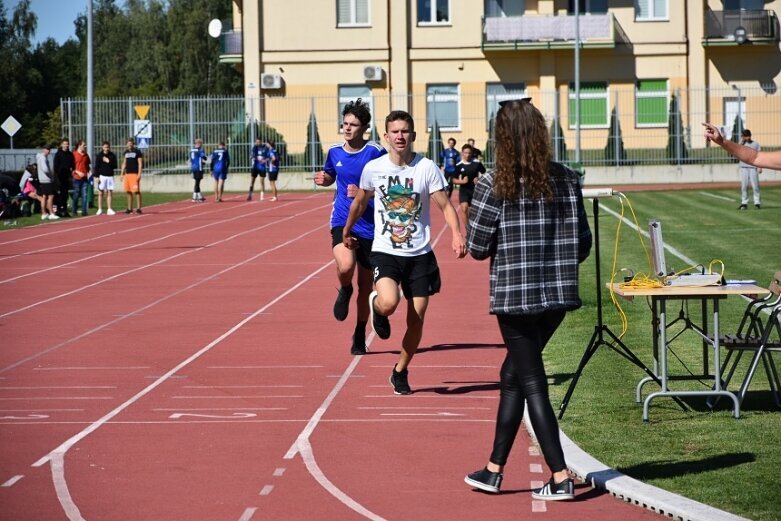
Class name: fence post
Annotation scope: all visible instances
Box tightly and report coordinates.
[128,97,133,140]
[309,97,315,172]
[188,97,195,146]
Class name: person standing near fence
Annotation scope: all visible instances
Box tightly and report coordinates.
[94,141,117,215]
[210,141,230,202]
[463,99,591,501]
[190,138,207,203]
[72,139,91,216]
[121,138,144,214]
[342,110,467,393]
[36,144,57,220]
[314,98,387,355]
[265,139,280,202]
[248,138,267,201]
[736,129,762,209]
[53,138,74,217]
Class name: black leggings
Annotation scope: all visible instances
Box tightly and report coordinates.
[489,310,567,473]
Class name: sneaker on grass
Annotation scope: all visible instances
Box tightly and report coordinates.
[531,477,575,501]
[389,366,411,395]
[464,467,502,494]
[369,290,390,339]
[333,284,353,321]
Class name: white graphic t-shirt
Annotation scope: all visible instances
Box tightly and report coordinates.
[360,153,447,257]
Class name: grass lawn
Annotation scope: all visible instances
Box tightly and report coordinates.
[549,185,780,521]
[3,186,780,519]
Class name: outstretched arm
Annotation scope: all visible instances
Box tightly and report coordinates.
[703,122,778,169]
[431,190,466,258]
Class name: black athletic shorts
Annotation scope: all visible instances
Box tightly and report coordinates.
[38,183,55,196]
[267,170,279,182]
[251,166,267,179]
[370,251,441,298]
[331,226,373,270]
[458,186,474,204]
[192,170,204,180]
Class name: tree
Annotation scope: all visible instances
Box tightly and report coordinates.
[604,108,627,166]
[483,114,495,168]
[549,116,567,163]
[304,111,324,171]
[729,113,743,144]
[426,118,443,164]
[666,94,689,164]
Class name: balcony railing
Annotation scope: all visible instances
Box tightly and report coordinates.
[482,13,617,51]
[703,9,778,45]
[219,30,243,58]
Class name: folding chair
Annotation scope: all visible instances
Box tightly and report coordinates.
[718,272,781,407]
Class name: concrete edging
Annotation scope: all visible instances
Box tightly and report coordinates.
[522,412,749,521]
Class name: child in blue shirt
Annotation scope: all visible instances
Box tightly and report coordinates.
[210,142,230,202]
[190,138,207,202]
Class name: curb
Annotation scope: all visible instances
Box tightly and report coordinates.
[522,412,750,521]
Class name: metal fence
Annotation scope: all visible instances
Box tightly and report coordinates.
[59,85,781,173]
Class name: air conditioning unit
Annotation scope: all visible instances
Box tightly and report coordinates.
[260,73,283,89]
[362,65,383,81]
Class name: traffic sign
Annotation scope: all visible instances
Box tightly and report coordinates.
[1,116,21,137]
[134,105,150,119]
[134,119,152,139]
[137,137,150,149]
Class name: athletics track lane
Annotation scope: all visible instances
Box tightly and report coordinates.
[0,193,663,520]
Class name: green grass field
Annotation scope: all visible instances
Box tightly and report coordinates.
[4,187,780,520]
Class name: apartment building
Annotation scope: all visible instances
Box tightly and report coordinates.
[216,1,781,156]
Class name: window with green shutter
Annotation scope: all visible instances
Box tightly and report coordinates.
[568,82,608,128]
[635,80,668,127]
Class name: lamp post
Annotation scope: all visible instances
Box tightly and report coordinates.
[574,0,581,167]
[87,0,93,159]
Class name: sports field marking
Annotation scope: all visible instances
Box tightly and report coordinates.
[152,408,287,411]
[207,365,324,369]
[0,386,116,389]
[698,191,734,202]
[2,475,24,487]
[237,507,258,521]
[0,397,112,401]
[170,395,304,399]
[180,385,305,388]
[259,485,274,496]
[32,366,149,371]
[530,463,543,473]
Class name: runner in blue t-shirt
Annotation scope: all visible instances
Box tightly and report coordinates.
[210,142,230,202]
[247,138,268,201]
[265,139,281,201]
[190,138,207,202]
[314,98,387,355]
[440,137,460,198]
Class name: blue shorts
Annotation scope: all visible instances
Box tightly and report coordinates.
[213,171,228,181]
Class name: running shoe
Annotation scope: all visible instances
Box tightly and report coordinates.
[350,334,367,356]
[96,209,103,215]
[369,291,391,339]
[531,477,575,501]
[107,209,116,215]
[124,208,132,214]
[135,208,143,214]
[48,214,60,220]
[333,285,353,321]
[389,366,411,395]
[464,467,503,494]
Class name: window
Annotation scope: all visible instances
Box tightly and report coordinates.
[724,0,763,9]
[568,0,608,14]
[338,85,373,132]
[426,84,459,130]
[568,82,608,128]
[486,83,527,128]
[418,0,450,24]
[636,0,668,21]
[635,80,668,127]
[337,0,369,26]
[485,0,525,17]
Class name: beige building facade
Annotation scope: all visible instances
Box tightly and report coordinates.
[218,1,781,157]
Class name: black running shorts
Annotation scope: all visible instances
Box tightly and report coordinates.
[370,251,441,298]
[331,226,373,270]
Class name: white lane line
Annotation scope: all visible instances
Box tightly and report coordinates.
[152,408,286,411]
[207,366,324,369]
[0,409,84,412]
[33,257,334,468]
[528,446,540,456]
[531,500,547,512]
[0,201,329,317]
[364,395,496,399]
[2,475,24,487]
[0,386,116,389]
[699,191,734,202]
[237,507,258,521]
[31,367,149,371]
[50,452,84,521]
[259,485,274,496]
[170,395,304,399]
[0,397,111,401]
[180,385,304,389]
[529,463,543,473]
[380,412,463,417]
[1,222,328,374]
[368,365,498,369]
[357,406,490,410]
[273,468,286,477]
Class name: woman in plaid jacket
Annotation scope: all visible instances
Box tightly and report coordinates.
[463,99,592,501]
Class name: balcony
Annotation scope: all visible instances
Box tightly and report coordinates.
[482,13,623,51]
[703,9,779,46]
[218,30,243,63]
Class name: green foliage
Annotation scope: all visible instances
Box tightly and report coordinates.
[604,108,627,165]
[426,118,443,164]
[730,113,743,144]
[549,115,567,163]
[483,114,495,167]
[666,94,689,164]
[303,111,324,171]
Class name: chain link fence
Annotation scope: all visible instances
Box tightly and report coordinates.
[59,85,781,173]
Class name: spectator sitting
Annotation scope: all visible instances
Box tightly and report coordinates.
[19,164,44,217]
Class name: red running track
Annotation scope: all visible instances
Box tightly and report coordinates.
[0,194,663,520]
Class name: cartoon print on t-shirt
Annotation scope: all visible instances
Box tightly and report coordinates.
[378,183,421,248]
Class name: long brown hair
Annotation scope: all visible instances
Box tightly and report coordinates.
[493,99,552,201]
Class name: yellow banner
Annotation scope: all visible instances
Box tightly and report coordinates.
[134,105,151,119]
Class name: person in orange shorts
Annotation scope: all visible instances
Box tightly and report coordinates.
[120,138,144,214]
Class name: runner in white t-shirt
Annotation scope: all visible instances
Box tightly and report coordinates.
[342,110,466,395]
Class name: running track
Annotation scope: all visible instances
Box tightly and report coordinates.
[0,194,663,520]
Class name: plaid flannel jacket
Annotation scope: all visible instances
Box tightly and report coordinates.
[466,163,592,315]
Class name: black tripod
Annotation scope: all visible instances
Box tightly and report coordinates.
[558,196,678,419]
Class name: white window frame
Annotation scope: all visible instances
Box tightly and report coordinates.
[337,0,370,27]
[485,82,527,129]
[337,85,374,134]
[426,84,461,131]
[417,0,451,26]
[635,0,668,22]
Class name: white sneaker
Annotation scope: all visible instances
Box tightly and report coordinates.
[107,209,115,215]
[41,214,48,220]
[96,209,103,215]
[260,192,265,201]
[48,214,60,220]
[270,196,277,202]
